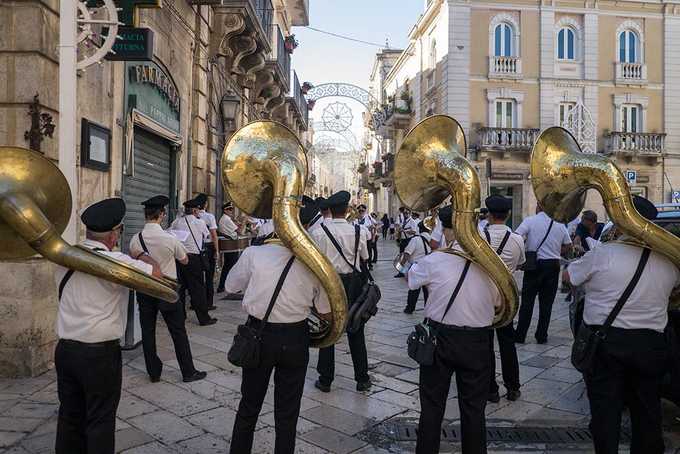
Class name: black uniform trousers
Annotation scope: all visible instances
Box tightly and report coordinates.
[177,254,211,324]
[399,237,409,253]
[488,322,520,394]
[584,326,668,454]
[405,286,429,312]
[137,293,197,380]
[204,245,216,307]
[369,238,378,263]
[55,339,122,454]
[230,318,309,454]
[316,273,370,386]
[417,323,492,454]
[515,259,560,343]
[217,251,240,291]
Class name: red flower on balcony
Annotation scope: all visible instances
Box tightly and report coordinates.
[284,35,299,53]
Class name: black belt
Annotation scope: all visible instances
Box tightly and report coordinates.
[427,320,490,332]
[587,324,664,337]
[59,339,120,350]
[247,315,308,331]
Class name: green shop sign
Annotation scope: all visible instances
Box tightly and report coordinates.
[105,27,154,61]
[125,62,180,134]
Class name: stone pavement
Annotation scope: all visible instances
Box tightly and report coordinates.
[2,239,680,453]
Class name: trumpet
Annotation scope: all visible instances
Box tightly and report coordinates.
[0,147,177,302]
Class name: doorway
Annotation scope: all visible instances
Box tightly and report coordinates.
[490,184,522,229]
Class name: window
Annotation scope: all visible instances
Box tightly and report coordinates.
[494,23,513,57]
[495,100,514,128]
[621,105,641,133]
[557,27,576,60]
[559,102,575,126]
[429,38,437,69]
[619,30,639,63]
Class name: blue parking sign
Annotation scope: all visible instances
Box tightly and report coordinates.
[625,170,637,184]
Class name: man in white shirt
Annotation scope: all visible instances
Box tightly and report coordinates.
[129,195,206,384]
[403,221,432,314]
[226,198,331,454]
[355,204,377,269]
[170,199,216,326]
[195,193,220,310]
[217,201,240,293]
[55,198,161,454]
[307,197,330,234]
[408,243,500,454]
[396,209,418,277]
[514,204,572,344]
[311,191,372,393]
[481,196,525,404]
[564,196,680,454]
[478,207,489,231]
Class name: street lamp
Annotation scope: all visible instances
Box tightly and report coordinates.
[220,90,241,132]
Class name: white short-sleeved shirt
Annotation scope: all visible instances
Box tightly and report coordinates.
[354,215,376,240]
[311,218,369,274]
[218,214,238,240]
[515,212,571,260]
[197,210,218,243]
[481,224,526,272]
[478,219,489,231]
[129,223,187,280]
[256,219,275,238]
[430,222,446,248]
[408,251,501,327]
[307,213,327,235]
[401,216,418,239]
[568,241,680,332]
[404,233,432,263]
[169,214,209,254]
[225,243,331,323]
[56,239,153,343]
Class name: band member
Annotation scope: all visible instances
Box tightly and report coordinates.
[170,199,216,326]
[403,221,432,314]
[482,196,525,403]
[195,193,219,309]
[226,199,331,454]
[563,196,680,454]
[129,196,207,384]
[408,224,500,454]
[217,201,239,293]
[307,197,330,234]
[478,207,489,230]
[55,198,161,454]
[370,212,379,264]
[395,208,418,277]
[514,203,572,344]
[573,210,605,254]
[311,191,372,392]
[355,204,376,269]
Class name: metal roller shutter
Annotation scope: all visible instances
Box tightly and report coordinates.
[122,127,174,252]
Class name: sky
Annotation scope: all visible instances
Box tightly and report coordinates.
[291,1,424,149]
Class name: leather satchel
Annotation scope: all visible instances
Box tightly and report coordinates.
[227,256,295,368]
[185,217,211,271]
[407,260,471,366]
[520,220,553,271]
[571,247,650,374]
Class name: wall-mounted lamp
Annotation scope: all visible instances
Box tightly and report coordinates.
[221,89,240,132]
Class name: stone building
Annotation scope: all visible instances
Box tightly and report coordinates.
[0,0,310,377]
[364,0,680,227]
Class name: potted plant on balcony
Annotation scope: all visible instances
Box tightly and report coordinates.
[357,162,367,173]
[396,84,412,114]
[284,35,299,53]
[301,81,314,94]
[307,99,316,111]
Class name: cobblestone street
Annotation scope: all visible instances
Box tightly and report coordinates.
[2,240,680,453]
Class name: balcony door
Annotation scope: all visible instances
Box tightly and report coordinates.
[621,105,640,133]
[495,100,515,128]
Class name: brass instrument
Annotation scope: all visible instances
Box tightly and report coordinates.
[531,127,680,308]
[0,146,178,302]
[394,115,519,326]
[221,121,348,348]
[392,252,411,274]
[423,215,437,232]
[345,206,358,223]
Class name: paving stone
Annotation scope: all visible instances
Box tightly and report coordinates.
[300,406,372,436]
[18,432,53,453]
[371,373,418,394]
[120,441,176,454]
[371,389,419,410]
[520,407,589,427]
[177,433,228,453]
[127,382,219,417]
[518,365,548,385]
[299,427,367,454]
[379,353,418,368]
[487,400,544,421]
[393,368,420,384]
[3,403,56,419]
[547,382,590,415]
[0,432,24,448]
[520,355,562,369]
[128,410,203,444]
[195,352,233,371]
[259,414,319,435]
[186,406,236,437]
[517,378,572,406]
[114,427,154,452]
[116,393,159,419]
[542,345,573,359]
[2,446,31,454]
[536,366,583,384]
[0,417,42,433]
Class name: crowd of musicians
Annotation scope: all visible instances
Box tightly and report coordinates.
[53,188,677,454]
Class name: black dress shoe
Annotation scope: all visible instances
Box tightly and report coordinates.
[487,391,501,403]
[150,376,161,383]
[199,318,217,326]
[403,308,414,314]
[506,389,521,401]
[183,371,207,383]
[536,338,547,345]
[514,336,526,344]
[314,380,331,393]
[394,273,404,278]
[207,305,217,311]
[356,380,372,392]
[216,287,225,293]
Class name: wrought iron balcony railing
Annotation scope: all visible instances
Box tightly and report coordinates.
[478,127,540,152]
[250,0,273,44]
[605,131,665,155]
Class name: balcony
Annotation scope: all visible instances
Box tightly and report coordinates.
[477,127,540,154]
[605,131,665,157]
[615,62,647,85]
[268,25,291,90]
[489,56,522,79]
[285,71,309,131]
[282,0,309,26]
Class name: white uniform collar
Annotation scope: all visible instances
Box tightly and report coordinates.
[143,223,164,232]
[82,239,110,251]
[331,218,348,224]
[486,223,510,231]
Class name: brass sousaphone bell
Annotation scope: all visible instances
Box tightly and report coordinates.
[394,115,519,326]
[221,121,347,348]
[0,147,178,302]
[531,127,680,308]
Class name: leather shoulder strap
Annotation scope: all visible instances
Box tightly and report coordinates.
[439,260,472,323]
[138,232,149,254]
[58,247,106,300]
[535,219,554,252]
[259,256,295,331]
[321,223,359,273]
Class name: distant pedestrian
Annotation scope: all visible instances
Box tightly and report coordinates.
[381,213,390,239]
[389,217,395,240]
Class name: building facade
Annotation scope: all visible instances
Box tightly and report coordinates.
[365,0,680,227]
[0,0,311,377]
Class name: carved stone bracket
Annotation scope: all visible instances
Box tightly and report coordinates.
[231,32,257,75]
[214,13,246,61]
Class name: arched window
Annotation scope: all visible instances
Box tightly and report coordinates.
[494,23,513,57]
[557,27,576,60]
[429,39,437,69]
[619,30,639,63]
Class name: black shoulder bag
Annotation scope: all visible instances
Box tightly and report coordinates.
[521,220,553,271]
[321,224,382,334]
[571,247,651,374]
[186,217,210,271]
[407,260,472,366]
[227,256,295,368]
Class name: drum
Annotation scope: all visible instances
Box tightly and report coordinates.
[219,236,250,253]
[392,252,412,275]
